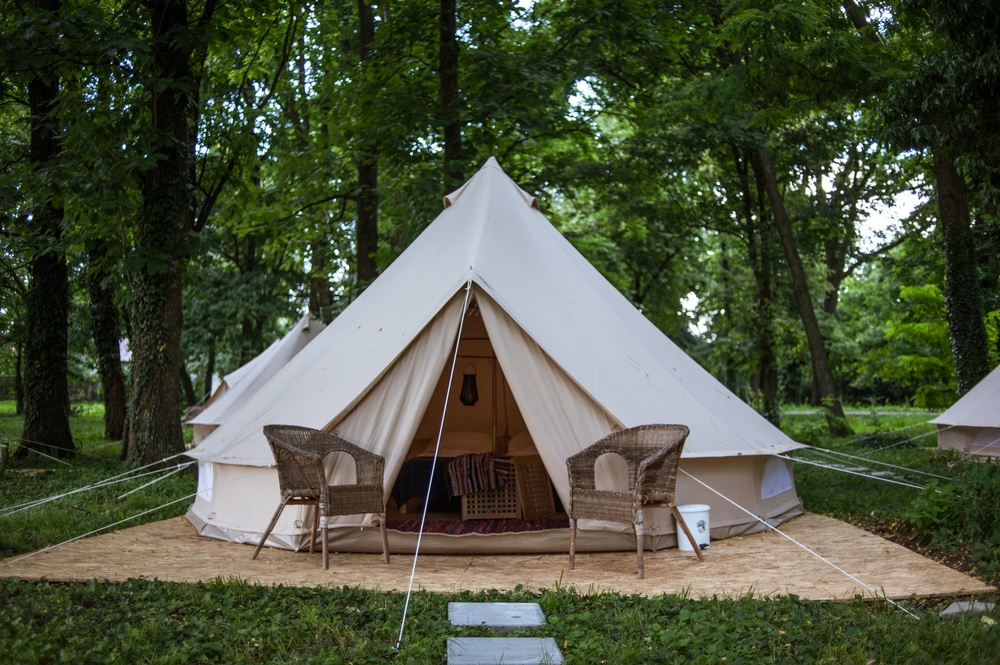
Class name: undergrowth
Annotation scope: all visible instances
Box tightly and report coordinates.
[906,457,1000,585]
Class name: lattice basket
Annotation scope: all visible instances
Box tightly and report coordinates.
[515,456,557,520]
[461,466,520,520]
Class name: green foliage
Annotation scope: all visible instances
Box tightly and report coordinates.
[837,243,957,408]
[906,458,1000,584]
[858,431,916,450]
[880,285,956,407]
[4,0,999,419]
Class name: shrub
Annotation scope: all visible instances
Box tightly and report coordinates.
[857,431,916,450]
[906,458,1000,585]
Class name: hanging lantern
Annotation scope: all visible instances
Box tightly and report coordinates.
[460,362,479,406]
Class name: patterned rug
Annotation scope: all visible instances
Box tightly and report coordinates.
[387,516,569,535]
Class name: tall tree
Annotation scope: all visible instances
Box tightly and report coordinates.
[355,0,378,285]
[439,0,462,192]
[734,144,782,423]
[19,0,75,458]
[87,238,127,440]
[564,0,864,420]
[125,0,219,464]
[933,156,990,393]
[880,0,999,394]
[749,145,846,421]
[708,0,892,424]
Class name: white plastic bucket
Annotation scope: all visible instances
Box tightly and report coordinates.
[676,504,710,552]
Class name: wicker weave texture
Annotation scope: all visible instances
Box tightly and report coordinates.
[256,425,389,568]
[264,424,386,514]
[461,469,520,520]
[515,456,557,520]
[566,424,688,523]
[566,424,699,577]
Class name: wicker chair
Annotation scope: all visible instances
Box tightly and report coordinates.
[566,424,703,579]
[251,425,390,569]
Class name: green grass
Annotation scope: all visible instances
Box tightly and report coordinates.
[1,402,998,664]
[1,580,998,664]
[780,408,944,521]
[0,402,195,560]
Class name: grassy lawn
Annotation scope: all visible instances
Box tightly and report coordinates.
[2,402,998,663]
[782,407,945,521]
[0,402,195,560]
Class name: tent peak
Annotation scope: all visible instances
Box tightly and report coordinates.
[443,157,540,211]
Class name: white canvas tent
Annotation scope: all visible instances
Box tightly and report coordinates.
[185,313,326,445]
[932,365,1000,458]
[186,158,805,554]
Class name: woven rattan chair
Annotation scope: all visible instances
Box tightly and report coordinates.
[251,425,390,569]
[566,424,703,579]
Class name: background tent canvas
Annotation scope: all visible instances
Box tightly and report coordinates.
[185,158,805,554]
[185,313,326,445]
[932,365,1000,458]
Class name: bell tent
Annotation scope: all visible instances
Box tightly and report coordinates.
[932,365,1000,458]
[186,158,805,554]
[185,312,326,445]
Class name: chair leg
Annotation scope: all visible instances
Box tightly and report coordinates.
[252,497,289,560]
[568,518,577,570]
[309,505,319,554]
[635,523,645,580]
[379,512,390,564]
[321,515,329,570]
[670,505,705,561]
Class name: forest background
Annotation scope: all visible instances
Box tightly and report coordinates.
[2,0,999,466]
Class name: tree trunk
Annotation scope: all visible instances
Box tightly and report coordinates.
[87,240,127,440]
[309,239,335,322]
[240,312,264,364]
[356,0,378,286]
[126,0,197,465]
[440,0,462,193]
[179,364,197,407]
[14,343,24,416]
[19,0,75,460]
[202,338,216,403]
[746,147,781,425]
[841,0,881,44]
[933,155,991,395]
[750,145,848,427]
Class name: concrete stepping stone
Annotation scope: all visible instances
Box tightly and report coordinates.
[447,637,564,664]
[449,602,547,629]
[939,600,996,619]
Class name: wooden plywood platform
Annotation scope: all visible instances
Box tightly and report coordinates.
[0,513,993,601]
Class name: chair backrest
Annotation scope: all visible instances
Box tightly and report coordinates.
[262,425,385,497]
[567,424,690,500]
